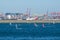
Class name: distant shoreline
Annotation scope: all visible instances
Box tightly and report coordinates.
[0,19,60,23]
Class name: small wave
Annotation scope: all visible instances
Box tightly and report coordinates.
[0,37,60,40]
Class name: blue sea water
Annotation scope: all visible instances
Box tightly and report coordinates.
[0,23,60,40]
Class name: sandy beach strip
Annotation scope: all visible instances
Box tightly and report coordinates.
[0,19,60,23]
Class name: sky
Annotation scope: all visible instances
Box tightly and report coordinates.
[0,0,60,15]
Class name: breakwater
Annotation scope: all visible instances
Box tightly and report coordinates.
[0,20,60,23]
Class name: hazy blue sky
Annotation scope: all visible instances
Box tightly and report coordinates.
[0,0,60,15]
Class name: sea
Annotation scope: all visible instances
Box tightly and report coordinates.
[0,23,60,40]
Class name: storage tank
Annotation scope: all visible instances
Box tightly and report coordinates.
[7,15,11,19]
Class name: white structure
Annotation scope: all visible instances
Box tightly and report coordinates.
[7,15,11,19]
[26,17,34,20]
[26,16,38,20]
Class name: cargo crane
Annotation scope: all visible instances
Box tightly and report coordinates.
[26,8,38,20]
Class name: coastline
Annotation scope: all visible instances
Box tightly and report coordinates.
[0,19,60,23]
